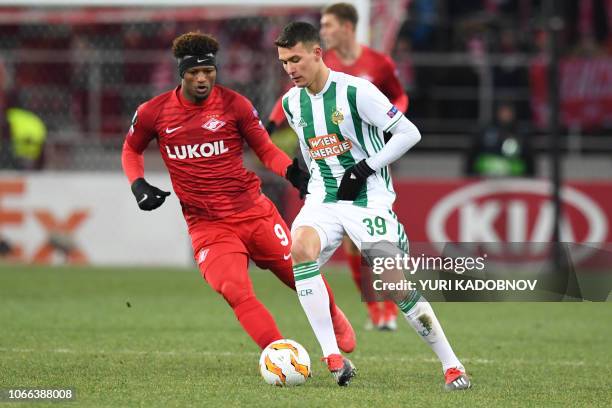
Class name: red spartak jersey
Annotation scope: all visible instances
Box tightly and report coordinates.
[269,45,408,125]
[124,85,291,220]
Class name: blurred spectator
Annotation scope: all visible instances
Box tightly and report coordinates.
[571,32,606,57]
[150,57,176,94]
[565,0,610,52]
[69,35,92,133]
[392,36,416,95]
[403,0,439,51]
[567,0,609,57]
[527,28,548,129]
[493,27,530,120]
[465,101,535,177]
[123,24,155,84]
[0,2,608,167]
[448,0,489,19]
[494,28,526,87]
[151,22,179,94]
[5,107,47,170]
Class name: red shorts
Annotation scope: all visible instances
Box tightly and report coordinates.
[186,194,292,275]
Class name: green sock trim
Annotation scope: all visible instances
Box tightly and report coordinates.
[293,265,318,274]
[293,261,317,271]
[294,268,318,278]
[294,269,320,281]
[293,261,320,281]
[397,291,421,314]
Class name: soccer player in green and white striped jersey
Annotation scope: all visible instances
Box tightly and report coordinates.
[275,22,470,390]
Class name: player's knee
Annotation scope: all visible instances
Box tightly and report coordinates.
[291,227,320,263]
[291,238,319,264]
[218,280,251,308]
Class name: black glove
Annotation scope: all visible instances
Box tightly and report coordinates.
[337,159,375,201]
[130,178,171,211]
[383,131,393,143]
[265,121,277,136]
[285,158,310,199]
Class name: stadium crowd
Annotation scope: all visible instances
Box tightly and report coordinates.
[0,0,610,169]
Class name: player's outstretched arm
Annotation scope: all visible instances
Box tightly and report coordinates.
[237,94,310,197]
[244,125,309,198]
[121,103,170,212]
[121,141,171,211]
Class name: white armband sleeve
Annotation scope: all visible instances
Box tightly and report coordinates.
[354,79,421,170]
[364,117,421,171]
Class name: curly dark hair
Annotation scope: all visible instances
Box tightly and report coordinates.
[172,32,219,58]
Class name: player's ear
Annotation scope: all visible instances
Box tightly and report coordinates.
[313,45,323,59]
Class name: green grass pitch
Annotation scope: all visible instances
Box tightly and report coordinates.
[1,265,610,407]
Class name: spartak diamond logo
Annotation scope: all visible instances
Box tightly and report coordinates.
[202,118,226,132]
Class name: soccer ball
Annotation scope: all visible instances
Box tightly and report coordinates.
[259,339,311,386]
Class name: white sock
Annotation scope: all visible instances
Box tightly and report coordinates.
[398,292,463,372]
[294,261,340,357]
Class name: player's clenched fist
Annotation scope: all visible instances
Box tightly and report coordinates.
[337,159,375,201]
[130,178,171,211]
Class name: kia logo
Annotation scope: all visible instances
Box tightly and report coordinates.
[427,180,607,244]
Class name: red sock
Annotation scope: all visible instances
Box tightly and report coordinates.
[367,302,382,325]
[347,252,363,291]
[203,253,284,350]
[321,275,338,318]
[348,252,380,321]
[233,296,283,349]
[383,300,398,320]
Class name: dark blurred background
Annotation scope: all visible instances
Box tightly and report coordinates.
[0,1,609,171]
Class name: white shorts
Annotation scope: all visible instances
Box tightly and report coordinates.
[291,202,409,266]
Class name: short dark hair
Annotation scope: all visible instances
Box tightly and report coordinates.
[274,22,321,48]
[322,3,358,27]
[172,31,219,59]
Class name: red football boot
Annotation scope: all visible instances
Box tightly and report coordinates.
[444,367,471,391]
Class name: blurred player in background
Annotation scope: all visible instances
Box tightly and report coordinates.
[268,2,408,331]
[121,32,355,353]
[275,22,470,390]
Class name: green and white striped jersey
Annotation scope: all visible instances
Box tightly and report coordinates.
[282,70,403,209]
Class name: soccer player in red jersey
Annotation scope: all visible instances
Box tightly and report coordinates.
[267,4,407,128]
[267,3,406,331]
[121,32,355,352]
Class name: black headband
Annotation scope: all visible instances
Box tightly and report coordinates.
[178,54,217,77]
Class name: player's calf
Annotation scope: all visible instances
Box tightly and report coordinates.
[330,305,356,353]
